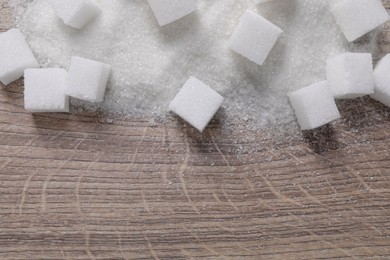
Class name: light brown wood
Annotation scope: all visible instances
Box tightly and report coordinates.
[1,1,390,259]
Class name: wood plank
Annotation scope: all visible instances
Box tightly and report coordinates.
[1,1,390,259]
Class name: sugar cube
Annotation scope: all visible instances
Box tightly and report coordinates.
[147,0,197,26]
[24,68,69,113]
[169,77,224,132]
[371,54,390,107]
[288,81,341,130]
[0,29,39,85]
[330,0,389,42]
[229,10,283,65]
[65,56,111,102]
[326,53,374,99]
[48,0,101,29]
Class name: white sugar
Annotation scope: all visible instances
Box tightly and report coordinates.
[24,68,69,112]
[329,0,389,42]
[288,81,341,130]
[169,77,224,132]
[66,56,111,102]
[326,52,374,99]
[0,29,39,85]
[229,10,283,65]
[12,0,381,131]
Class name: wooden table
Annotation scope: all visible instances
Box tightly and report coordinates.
[1,1,389,259]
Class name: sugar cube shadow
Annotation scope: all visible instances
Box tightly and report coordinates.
[30,104,111,133]
[1,79,24,99]
[303,124,341,154]
[173,107,239,162]
[171,107,226,140]
[336,96,390,129]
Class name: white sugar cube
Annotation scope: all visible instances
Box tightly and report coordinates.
[326,53,374,99]
[288,81,341,130]
[147,0,196,26]
[65,56,111,102]
[48,0,101,29]
[0,29,39,85]
[330,0,389,42]
[229,10,283,65]
[371,54,390,107]
[24,68,69,113]
[169,77,224,132]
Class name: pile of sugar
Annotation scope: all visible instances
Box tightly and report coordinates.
[12,0,380,130]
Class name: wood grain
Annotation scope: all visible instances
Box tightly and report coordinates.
[1,1,390,259]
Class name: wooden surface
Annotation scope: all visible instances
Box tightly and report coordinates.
[1,1,390,259]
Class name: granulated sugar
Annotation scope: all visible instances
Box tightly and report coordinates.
[11,0,381,130]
